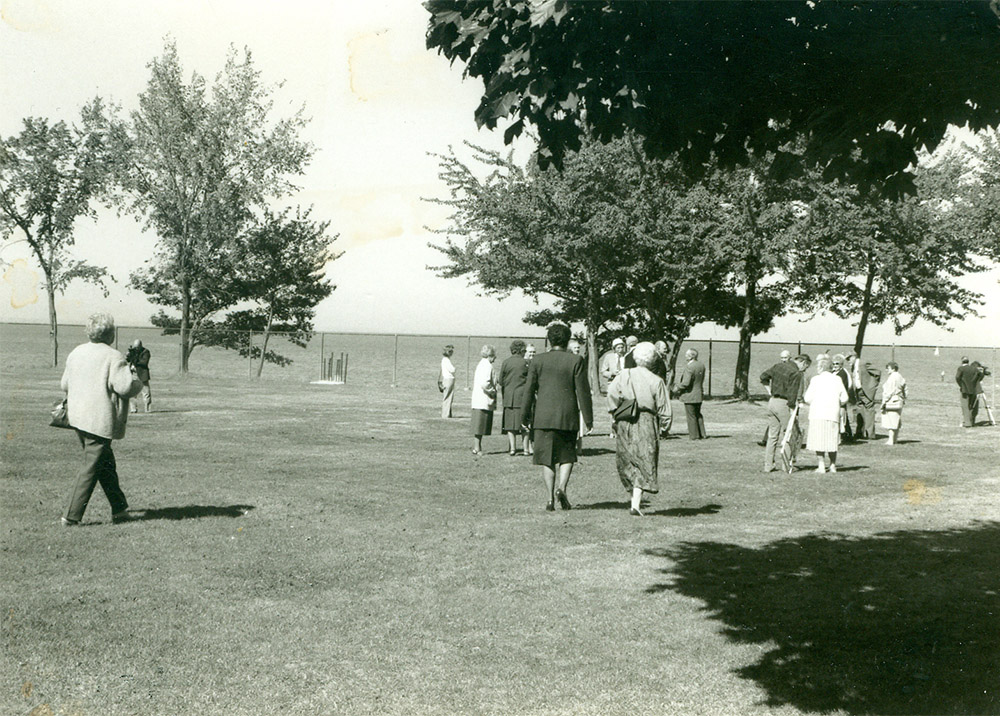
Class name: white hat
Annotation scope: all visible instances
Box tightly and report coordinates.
[612,338,624,348]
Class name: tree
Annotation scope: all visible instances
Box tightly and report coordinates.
[234,208,338,377]
[426,0,1000,197]
[113,41,312,372]
[949,127,1000,262]
[787,160,987,356]
[429,139,634,394]
[0,101,116,366]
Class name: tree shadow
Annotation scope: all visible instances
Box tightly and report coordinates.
[574,500,629,511]
[134,504,255,521]
[645,522,1000,715]
[581,446,615,456]
[895,439,922,445]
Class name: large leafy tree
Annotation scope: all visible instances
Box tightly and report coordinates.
[426,0,1000,197]
[788,158,988,356]
[0,100,116,366]
[113,41,312,372]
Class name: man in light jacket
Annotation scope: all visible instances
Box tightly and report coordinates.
[60,313,143,526]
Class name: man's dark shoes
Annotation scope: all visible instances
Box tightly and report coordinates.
[60,517,80,527]
[112,511,134,524]
[555,489,571,511]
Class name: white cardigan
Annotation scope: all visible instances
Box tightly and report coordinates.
[470,358,496,410]
[803,371,848,422]
[61,342,143,440]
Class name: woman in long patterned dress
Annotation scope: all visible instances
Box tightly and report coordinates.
[607,342,672,516]
[803,354,849,473]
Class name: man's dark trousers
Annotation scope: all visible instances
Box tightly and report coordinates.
[684,403,706,440]
[65,430,128,522]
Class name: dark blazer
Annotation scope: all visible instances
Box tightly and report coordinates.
[522,349,593,431]
[675,359,705,403]
[956,364,981,394]
[126,347,151,382]
[499,354,528,408]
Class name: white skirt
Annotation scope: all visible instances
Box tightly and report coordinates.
[807,419,840,452]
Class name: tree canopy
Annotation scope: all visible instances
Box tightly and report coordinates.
[426,0,1000,197]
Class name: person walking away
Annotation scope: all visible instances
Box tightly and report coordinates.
[522,344,537,454]
[831,354,854,441]
[499,340,529,455]
[760,353,809,472]
[569,339,587,450]
[622,335,639,369]
[126,339,152,413]
[803,354,849,473]
[880,361,907,445]
[607,343,672,516]
[853,360,882,439]
[60,312,143,526]
[470,345,497,454]
[521,323,593,512]
[439,345,457,418]
[674,348,706,439]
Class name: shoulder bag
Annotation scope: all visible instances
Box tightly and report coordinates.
[50,398,72,429]
[612,370,640,423]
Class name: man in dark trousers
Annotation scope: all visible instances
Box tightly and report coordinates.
[126,339,152,413]
[853,359,882,439]
[675,348,706,440]
[760,353,808,472]
[956,357,983,427]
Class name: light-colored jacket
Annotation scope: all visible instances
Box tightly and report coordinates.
[607,367,673,427]
[803,371,848,422]
[470,358,496,410]
[881,370,907,410]
[61,342,143,440]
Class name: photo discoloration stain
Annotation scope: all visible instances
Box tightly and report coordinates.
[903,479,942,505]
[3,259,39,308]
[0,0,57,33]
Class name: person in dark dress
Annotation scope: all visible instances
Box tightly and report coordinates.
[499,340,529,455]
[521,323,594,512]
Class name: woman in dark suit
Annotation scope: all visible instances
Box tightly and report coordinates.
[521,323,594,511]
[499,340,528,455]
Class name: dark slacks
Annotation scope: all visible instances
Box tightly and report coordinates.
[683,402,706,440]
[854,403,878,439]
[65,430,128,522]
[960,393,978,427]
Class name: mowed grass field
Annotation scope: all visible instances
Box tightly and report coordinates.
[2,325,999,716]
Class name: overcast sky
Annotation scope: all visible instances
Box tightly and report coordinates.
[1,0,997,346]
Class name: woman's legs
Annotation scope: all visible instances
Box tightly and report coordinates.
[555,462,574,509]
[541,465,555,510]
[507,431,517,455]
[828,450,838,472]
[630,487,643,515]
[472,435,483,454]
[815,451,826,472]
[886,428,897,445]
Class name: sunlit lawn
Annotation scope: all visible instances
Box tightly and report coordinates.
[2,347,998,715]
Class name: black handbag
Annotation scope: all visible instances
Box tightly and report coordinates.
[612,371,640,423]
[50,398,72,429]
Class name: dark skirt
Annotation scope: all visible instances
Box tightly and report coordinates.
[615,411,659,493]
[502,407,522,433]
[531,429,578,466]
[471,409,493,436]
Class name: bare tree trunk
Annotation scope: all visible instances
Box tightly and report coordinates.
[585,318,600,398]
[46,280,58,368]
[179,277,191,374]
[256,307,274,378]
[666,323,691,391]
[733,276,756,400]
[853,260,876,358]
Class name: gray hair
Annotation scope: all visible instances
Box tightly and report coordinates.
[816,354,832,372]
[86,312,116,344]
[686,348,699,359]
[654,340,668,355]
[480,344,496,359]
[832,353,846,364]
[633,342,658,369]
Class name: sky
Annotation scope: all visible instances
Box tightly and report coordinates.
[1,0,998,347]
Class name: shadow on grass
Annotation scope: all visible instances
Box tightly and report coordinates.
[646,522,1000,715]
[581,446,615,457]
[648,503,723,517]
[135,504,255,521]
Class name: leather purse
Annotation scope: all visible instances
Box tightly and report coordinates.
[612,371,640,423]
[50,398,72,429]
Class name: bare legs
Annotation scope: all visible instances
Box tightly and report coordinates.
[630,486,644,515]
[472,435,483,454]
[507,431,521,455]
[814,450,838,473]
[541,463,574,510]
[886,429,898,445]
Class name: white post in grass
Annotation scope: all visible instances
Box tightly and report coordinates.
[248,331,253,378]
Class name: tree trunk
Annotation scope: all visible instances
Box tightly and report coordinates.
[853,260,877,358]
[256,308,274,378]
[179,277,191,374]
[46,280,58,368]
[733,276,756,400]
[666,323,691,391]
[585,318,600,398]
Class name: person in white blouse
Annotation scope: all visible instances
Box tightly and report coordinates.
[470,345,497,454]
[803,354,849,473]
[439,345,457,418]
[880,361,907,446]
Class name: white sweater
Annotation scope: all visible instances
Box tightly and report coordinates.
[61,342,143,440]
[803,371,848,422]
[470,358,496,410]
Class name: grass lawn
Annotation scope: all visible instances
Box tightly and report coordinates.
[2,342,999,715]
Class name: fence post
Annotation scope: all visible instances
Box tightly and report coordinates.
[891,343,896,362]
[466,335,472,390]
[797,341,802,356]
[392,334,398,387]
[343,352,349,383]
[115,329,119,352]
[320,332,325,380]
[707,338,713,398]
[248,331,254,378]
